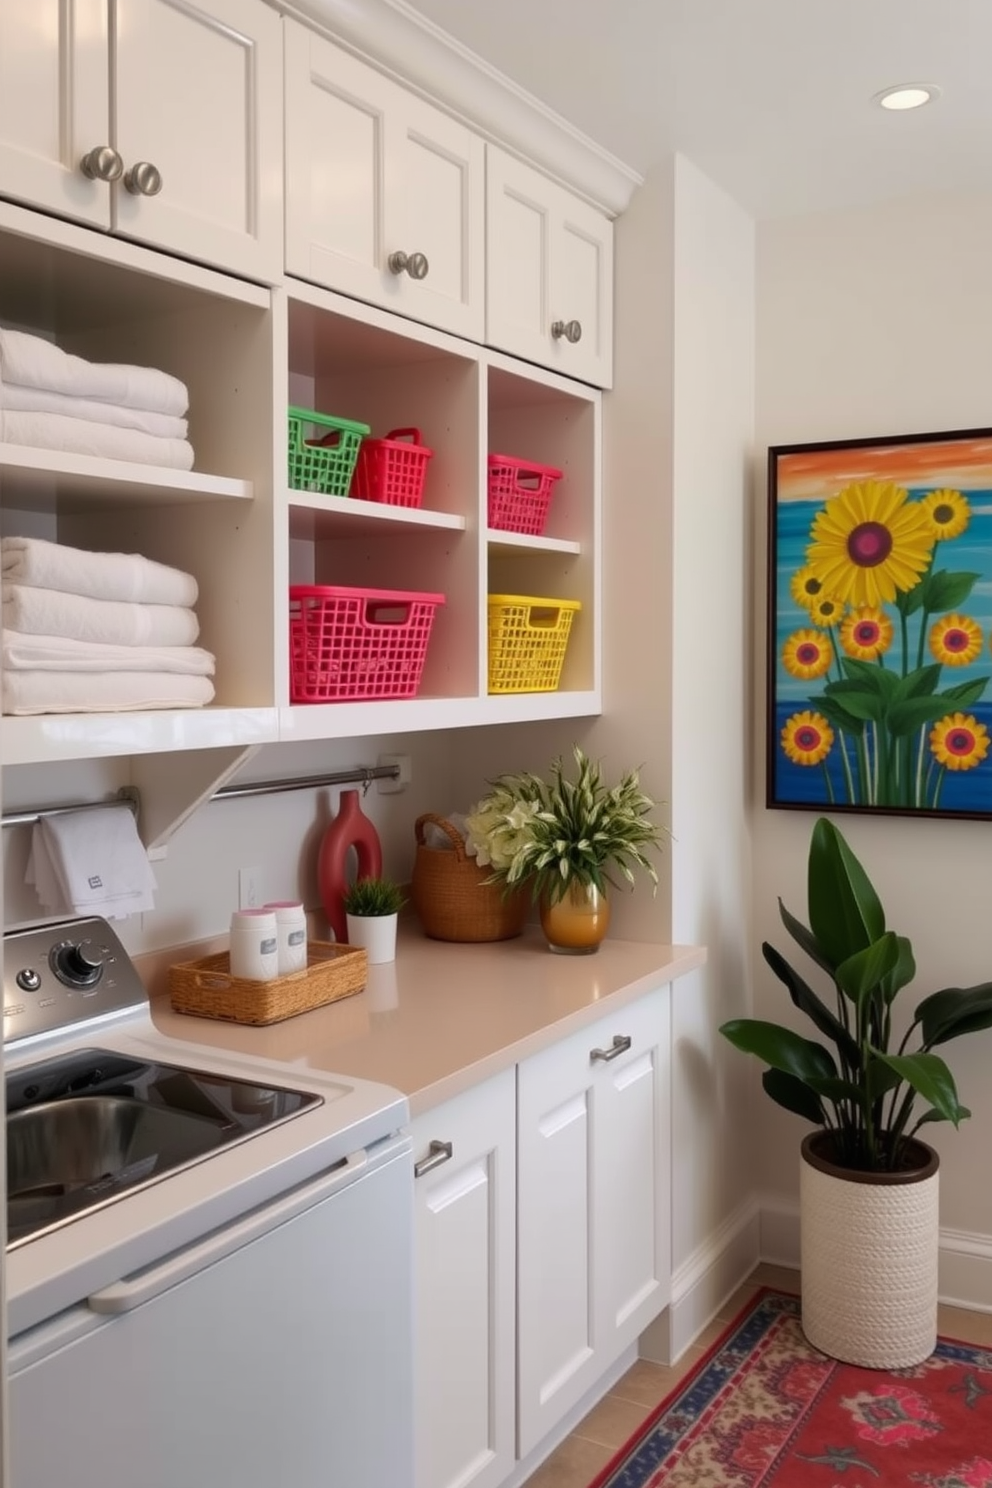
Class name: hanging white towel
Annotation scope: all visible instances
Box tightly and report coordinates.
[0,410,194,470]
[1,630,214,675]
[0,328,188,415]
[1,536,198,606]
[2,670,215,715]
[0,380,188,439]
[3,585,200,647]
[27,806,157,920]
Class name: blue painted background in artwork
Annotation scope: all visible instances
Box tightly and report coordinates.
[771,491,992,814]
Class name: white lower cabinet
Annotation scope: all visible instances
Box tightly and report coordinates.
[516,987,671,1457]
[412,1067,516,1488]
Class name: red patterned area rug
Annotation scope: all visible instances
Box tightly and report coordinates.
[588,1288,992,1488]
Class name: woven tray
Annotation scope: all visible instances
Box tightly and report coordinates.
[168,940,367,1026]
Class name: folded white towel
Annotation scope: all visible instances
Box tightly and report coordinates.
[0,379,188,439]
[27,806,157,920]
[2,630,214,675]
[1,536,198,606]
[0,328,188,415]
[3,670,215,715]
[1,410,194,470]
[3,585,200,647]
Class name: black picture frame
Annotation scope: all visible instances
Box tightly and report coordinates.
[767,427,992,820]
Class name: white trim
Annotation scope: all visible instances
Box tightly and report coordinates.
[757,1195,992,1315]
[270,0,643,214]
[640,1196,761,1364]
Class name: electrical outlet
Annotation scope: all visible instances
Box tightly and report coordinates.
[377,753,412,794]
[239,866,262,909]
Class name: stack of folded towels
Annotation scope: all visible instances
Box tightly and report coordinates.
[1,535,215,715]
[0,326,194,470]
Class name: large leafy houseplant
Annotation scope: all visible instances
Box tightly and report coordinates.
[464,744,666,905]
[721,817,992,1173]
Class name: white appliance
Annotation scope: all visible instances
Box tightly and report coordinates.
[4,916,414,1488]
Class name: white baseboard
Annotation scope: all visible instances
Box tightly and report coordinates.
[757,1193,992,1315]
[641,1196,761,1364]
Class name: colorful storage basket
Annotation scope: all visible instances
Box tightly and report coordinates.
[487,454,563,537]
[288,406,370,497]
[351,427,433,508]
[487,593,581,694]
[289,584,445,702]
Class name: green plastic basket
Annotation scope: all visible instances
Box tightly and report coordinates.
[287,405,370,497]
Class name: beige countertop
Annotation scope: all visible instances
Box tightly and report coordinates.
[147,925,706,1115]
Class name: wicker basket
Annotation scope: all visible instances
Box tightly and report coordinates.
[411,813,529,943]
[168,940,367,1026]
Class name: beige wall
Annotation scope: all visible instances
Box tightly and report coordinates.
[754,189,992,1304]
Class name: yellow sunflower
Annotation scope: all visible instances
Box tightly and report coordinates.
[805,479,935,607]
[790,566,827,610]
[807,594,846,629]
[930,713,990,772]
[781,711,834,767]
[840,606,894,662]
[929,613,983,667]
[781,629,833,680]
[921,488,970,542]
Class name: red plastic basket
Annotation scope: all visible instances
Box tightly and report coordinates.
[351,427,433,508]
[289,585,445,702]
[487,454,563,537]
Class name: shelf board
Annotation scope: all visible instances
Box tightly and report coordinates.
[486,528,581,556]
[2,708,279,766]
[278,689,601,741]
[0,445,253,513]
[288,492,466,540]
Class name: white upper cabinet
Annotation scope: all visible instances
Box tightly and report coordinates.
[0,0,283,282]
[283,20,485,342]
[486,146,614,388]
[0,0,110,229]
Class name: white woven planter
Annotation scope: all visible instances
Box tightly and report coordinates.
[800,1132,939,1369]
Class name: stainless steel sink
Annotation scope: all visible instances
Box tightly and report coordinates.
[7,1096,229,1241]
[5,1049,321,1247]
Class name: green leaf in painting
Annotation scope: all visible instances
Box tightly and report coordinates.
[822,682,886,723]
[941,677,989,707]
[891,665,941,704]
[921,570,982,612]
[887,696,958,736]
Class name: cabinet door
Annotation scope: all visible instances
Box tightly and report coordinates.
[0,0,110,228]
[516,988,669,1456]
[284,22,485,341]
[412,1068,516,1488]
[113,0,282,282]
[486,146,614,387]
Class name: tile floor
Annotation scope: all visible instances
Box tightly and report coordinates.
[522,1262,992,1487]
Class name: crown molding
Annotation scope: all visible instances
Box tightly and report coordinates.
[272,0,643,215]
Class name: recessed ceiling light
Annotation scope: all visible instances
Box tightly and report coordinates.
[874,83,940,111]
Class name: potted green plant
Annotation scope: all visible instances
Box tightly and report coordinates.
[721,816,992,1367]
[342,876,406,964]
[464,744,667,954]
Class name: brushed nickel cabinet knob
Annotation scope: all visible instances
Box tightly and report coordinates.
[388,250,429,280]
[80,145,124,183]
[551,319,583,344]
[123,161,163,197]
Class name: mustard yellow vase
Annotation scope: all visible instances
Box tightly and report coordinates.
[539,881,610,955]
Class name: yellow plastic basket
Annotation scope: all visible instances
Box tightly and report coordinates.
[487,594,581,694]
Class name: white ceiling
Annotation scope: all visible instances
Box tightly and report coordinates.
[400,0,992,218]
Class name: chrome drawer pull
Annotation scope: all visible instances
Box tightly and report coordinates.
[388,249,429,280]
[590,1034,631,1063]
[551,318,582,344]
[414,1139,453,1177]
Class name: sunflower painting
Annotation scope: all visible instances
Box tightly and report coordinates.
[768,428,992,818]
